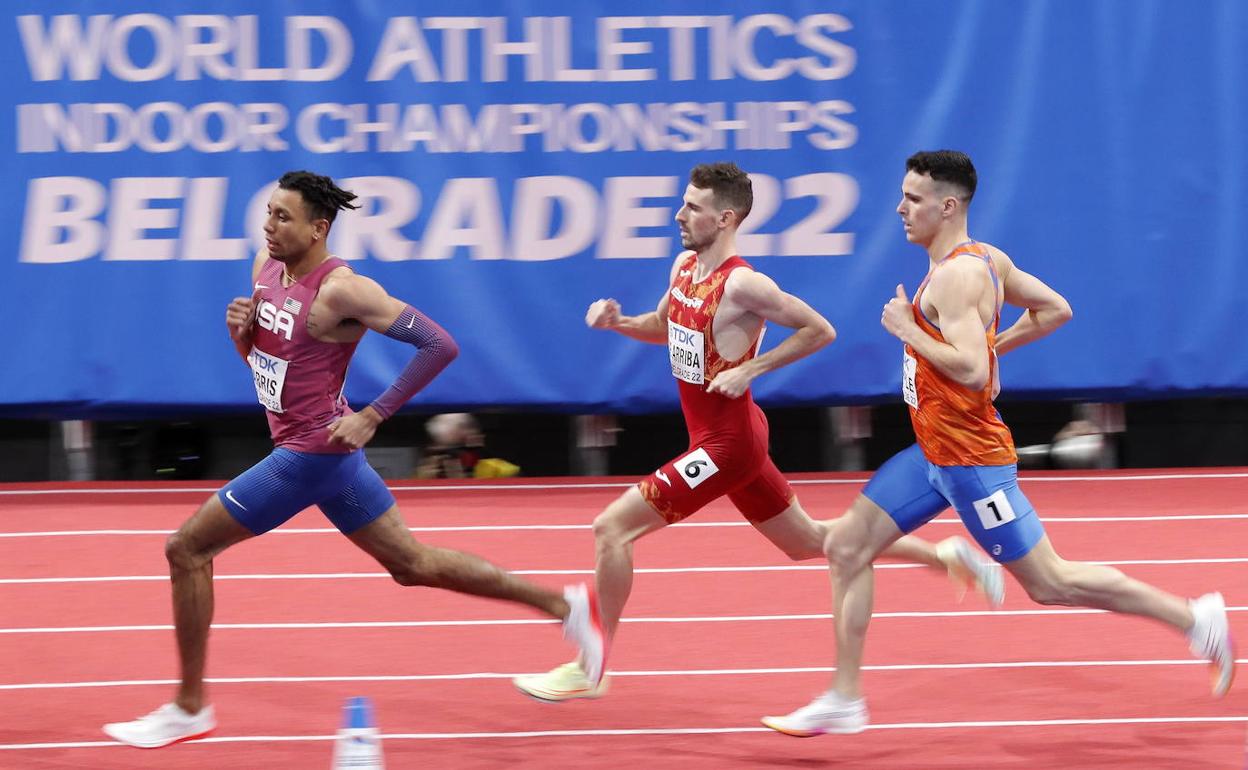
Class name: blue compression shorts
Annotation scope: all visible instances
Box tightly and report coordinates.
[862,443,1045,562]
[217,448,396,535]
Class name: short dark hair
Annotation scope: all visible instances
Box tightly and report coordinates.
[905,150,977,202]
[689,162,753,222]
[277,170,359,224]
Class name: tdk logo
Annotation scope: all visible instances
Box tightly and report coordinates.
[257,299,295,341]
[669,286,703,309]
[670,326,700,346]
[251,350,281,373]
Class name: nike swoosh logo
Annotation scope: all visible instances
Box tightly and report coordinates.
[224,489,247,511]
[406,314,416,329]
[655,470,670,486]
[254,283,269,290]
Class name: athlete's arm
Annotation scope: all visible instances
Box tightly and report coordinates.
[992,251,1073,356]
[224,250,271,362]
[882,258,991,391]
[584,252,685,344]
[706,270,836,398]
[319,272,459,449]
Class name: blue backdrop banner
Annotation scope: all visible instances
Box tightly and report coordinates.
[2,1,1245,416]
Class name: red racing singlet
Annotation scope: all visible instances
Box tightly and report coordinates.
[666,252,765,448]
[249,257,360,454]
[904,242,1017,466]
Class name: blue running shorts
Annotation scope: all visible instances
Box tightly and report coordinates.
[217,448,396,535]
[862,443,1045,562]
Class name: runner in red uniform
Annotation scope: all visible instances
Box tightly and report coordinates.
[515,162,1004,702]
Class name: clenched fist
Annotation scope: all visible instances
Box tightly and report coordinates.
[586,298,622,329]
[226,291,259,341]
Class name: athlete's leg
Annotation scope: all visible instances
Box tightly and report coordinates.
[347,505,567,618]
[590,486,670,638]
[164,495,255,714]
[759,494,902,737]
[945,464,1233,696]
[1006,535,1191,627]
[823,495,906,699]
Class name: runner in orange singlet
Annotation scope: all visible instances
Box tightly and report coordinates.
[763,150,1235,737]
[515,162,1005,703]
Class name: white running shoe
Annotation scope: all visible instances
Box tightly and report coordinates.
[1188,592,1236,697]
[561,583,606,687]
[936,536,1005,608]
[762,691,868,737]
[513,661,610,703]
[103,703,216,748]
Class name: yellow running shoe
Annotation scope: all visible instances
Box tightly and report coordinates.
[936,535,1005,608]
[513,662,610,703]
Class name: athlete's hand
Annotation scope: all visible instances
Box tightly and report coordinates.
[586,299,622,329]
[327,409,382,450]
[226,291,259,341]
[881,284,916,341]
[706,365,754,399]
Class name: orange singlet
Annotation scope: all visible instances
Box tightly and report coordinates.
[904,241,1017,466]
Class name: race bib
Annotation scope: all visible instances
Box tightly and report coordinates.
[973,489,1018,530]
[668,320,705,385]
[249,347,289,413]
[674,447,720,489]
[902,350,919,409]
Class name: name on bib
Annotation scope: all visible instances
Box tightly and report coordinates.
[249,347,289,413]
[668,320,704,385]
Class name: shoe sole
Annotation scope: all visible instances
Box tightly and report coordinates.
[760,717,865,737]
[1212,635,1236,697]
[514,684,607,703]
[103,726,216,749]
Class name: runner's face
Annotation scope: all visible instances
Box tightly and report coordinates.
[263,188,324,262]
[896,171,949,247]
[674,184,726,252]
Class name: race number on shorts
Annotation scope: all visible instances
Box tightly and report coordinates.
[674,447,719,489]
[973,489,1017,530]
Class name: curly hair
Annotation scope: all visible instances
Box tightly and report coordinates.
[277,170,360,224]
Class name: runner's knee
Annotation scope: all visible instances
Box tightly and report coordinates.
[591,497,653,548]
[823,520,870,576]
[165,531,210,571]
[385,547,437,587]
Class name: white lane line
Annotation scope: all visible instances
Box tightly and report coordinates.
[4,513,1247,537]
[4,716,1247,750]
[1,470,1245,495]
[2,557,1245,585]
[4,658,1245,692]
[2,607,1245,635]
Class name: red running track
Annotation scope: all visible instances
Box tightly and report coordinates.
[0,470,1246,768]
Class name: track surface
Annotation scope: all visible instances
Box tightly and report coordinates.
[1,470,1245,768]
